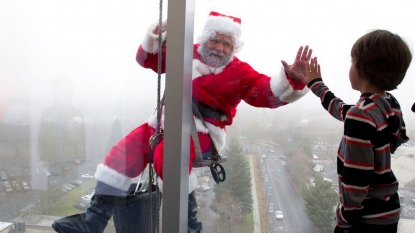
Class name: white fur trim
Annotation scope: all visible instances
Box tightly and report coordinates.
[194,117,209,133]
[157,170,198,194]
[205,122,226,150]
[204,15,241,38]
[193,59,210,78]
[270,66,309,103]
[94,164,132,191]
[189,171,198,193]
[141,21,167,54]
[147,106,165,129]
[197,15,244,53]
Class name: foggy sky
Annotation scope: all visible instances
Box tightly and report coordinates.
[1,0,415,130]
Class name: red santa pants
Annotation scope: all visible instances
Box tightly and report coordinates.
[103,122,213,181]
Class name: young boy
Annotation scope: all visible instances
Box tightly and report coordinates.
[299,30,412,233]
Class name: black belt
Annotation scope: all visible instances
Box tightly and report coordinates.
[192,99,228,121]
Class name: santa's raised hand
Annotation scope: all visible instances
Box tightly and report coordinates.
[281,45,312,81]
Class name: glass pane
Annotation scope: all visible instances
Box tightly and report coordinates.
[1,1,414,233]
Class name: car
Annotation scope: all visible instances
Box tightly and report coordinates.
[1,172,8,181]
[23,203,35,211]
[43,170,51,176]
[73,202,88,210]
[198,184,210,192]
[269,203,274,213]
[61,186,71,193]
[3,181,12,192]
[51,171,60,176]
[82,174,94,179]
[66,184,76,189]
[275,210,284,220]
[267,149,274,153]
[71,180,83,186]
[81,194,93,202]
[21,181,31,191]
[261,154,266,159]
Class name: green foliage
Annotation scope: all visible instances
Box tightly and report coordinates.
[214,137,253,214]
[303,176,338,233]
[285,151,314,193]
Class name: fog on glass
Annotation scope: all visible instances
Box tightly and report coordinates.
[1,0,414,170]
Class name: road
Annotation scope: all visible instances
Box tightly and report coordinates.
[256,144,316,233]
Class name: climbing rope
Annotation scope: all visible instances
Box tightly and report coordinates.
[148,0,163,232]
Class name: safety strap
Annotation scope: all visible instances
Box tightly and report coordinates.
[191,102,204,163]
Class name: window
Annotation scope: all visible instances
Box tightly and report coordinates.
[1,1,414,233]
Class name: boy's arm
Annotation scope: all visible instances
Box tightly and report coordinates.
[336,108,376,228]
[301,58,352,121]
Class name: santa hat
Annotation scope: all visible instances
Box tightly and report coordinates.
[197,11,244,53]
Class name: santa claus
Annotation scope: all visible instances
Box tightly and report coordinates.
[52,11,312,233]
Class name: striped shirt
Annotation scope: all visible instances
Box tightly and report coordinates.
[308,78,408,228]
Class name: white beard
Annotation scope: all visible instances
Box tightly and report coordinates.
[201,43,233,68]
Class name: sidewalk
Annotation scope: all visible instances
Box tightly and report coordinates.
[249,155,261,233]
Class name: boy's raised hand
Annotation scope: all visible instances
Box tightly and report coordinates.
[299,57,321,85]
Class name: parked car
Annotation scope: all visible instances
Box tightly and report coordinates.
[198,184,210,192]
[275,210,284,220]
[81,174,94,179]
[66,184,76,189]
[3,181,12,192]
[51,171,60,176]
[23,202,35,211]
[1,172,8,181]
[269,203,274,213]
[81,194,93,203]
[73,202,88,210]
[61,186,71,193]
[73,179,84,186]
[21,181,31,191]
[261,154,266,159]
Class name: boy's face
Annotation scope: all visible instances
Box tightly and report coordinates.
[349,60,360,91]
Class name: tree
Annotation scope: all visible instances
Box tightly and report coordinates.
[105,117,124,154]
[213,137,253,214]
[285,150,314,192]
[210,191,244,232]
[303,176,338,233]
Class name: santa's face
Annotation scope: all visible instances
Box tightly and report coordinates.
[201,33,234,68]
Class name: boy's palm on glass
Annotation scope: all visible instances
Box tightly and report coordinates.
[300,58,321,85]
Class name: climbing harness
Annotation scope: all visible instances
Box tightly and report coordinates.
[190,100,227,183]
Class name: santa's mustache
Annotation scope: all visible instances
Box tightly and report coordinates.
[208,50,225,57]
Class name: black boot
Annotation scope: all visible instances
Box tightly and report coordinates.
[188,191,203,233]
[52,194,116,233]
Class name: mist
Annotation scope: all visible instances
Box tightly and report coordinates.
[1,0,415,140]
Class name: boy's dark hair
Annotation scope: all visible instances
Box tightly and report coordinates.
[351,29,412,91]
